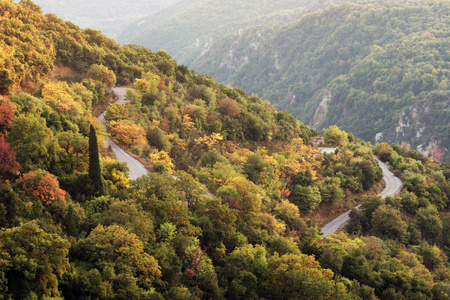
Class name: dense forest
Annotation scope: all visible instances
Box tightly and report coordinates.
[193,0,450,162]
[1,1,450,299]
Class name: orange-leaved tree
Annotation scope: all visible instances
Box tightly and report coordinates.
[0,136,21,180]
[0,96,15,135]
[0,96,20,180]
[87,64,116,89]
[19,169,66,206]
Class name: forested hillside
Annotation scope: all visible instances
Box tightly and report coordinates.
[117,0,353,65]
[15,0,179,38]
[193,0,450,162]
[1,1,450,299]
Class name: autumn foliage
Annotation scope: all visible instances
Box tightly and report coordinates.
[20,170,66,205]
[42,81,83,114]
[0,96,20,180]
[149,150,174,174]
[218,97,241,117]
[0,136,21,180]
[87,64,116,88]
[109,121,147,147]
[0,96,15,135]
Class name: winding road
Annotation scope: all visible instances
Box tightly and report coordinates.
[98,96,402,220]
[320,149,403,238]
[99,88,214,198]
[98,87,149,180]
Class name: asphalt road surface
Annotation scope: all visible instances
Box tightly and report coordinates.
[320,149,403,237]
[97,88,149,180]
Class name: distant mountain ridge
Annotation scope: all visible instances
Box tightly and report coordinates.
[17,0,179,38]
[117,0,346,64]
[192,0,450,161]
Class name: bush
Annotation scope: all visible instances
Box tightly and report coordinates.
[290,185,322,213]
[146,126,172,152]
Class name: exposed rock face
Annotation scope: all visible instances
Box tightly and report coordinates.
[218,50,249,72]
[418,140,446,162]
[384,105,448,162]
[198,37,214,57]
[375,132,383,143]
[312,90,332,128]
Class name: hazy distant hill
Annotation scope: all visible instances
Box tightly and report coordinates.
[193,0,450,161]
[117,0,339,64]
[21,0,179,38]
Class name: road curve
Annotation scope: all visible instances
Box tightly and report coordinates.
[320,150,403,238]
[99,88,214,197]
[97,87,149,180]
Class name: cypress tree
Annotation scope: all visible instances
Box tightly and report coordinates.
[66,205,77,236]
[89,124,104,196]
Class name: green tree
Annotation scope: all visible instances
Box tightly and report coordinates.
[175,170,203,208]
[319,176,344,204]
[96,199,155,244]
[442,215,450,248]
[224,244,268,298]
[89,124,105,196]
[351,157,382,190]
[72,225,161,293]
[243,153,271,184]
[65,204,78,237]
[264,253,347,299]
[57,131,89,174]
[0,221,70,299]
[415,205,442,240]
[7,114,58,172]
[400,190,420,214]
[146,126,172,152]
[371,205,408,242]
[290,185,322,213]
[193,198,239,254]
[323,125,349,147]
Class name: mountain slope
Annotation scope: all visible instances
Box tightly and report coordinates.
[117,0,343,65]
[193,0,450,161]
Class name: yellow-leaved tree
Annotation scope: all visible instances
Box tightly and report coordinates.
[109,121,147,148]
[282,138,321,182]
[134,71,161,94]
[41,81,83,115]
[149,150,175,174]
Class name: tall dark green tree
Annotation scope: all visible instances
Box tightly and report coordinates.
[89,124,105,196]
[65,205,77,237]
